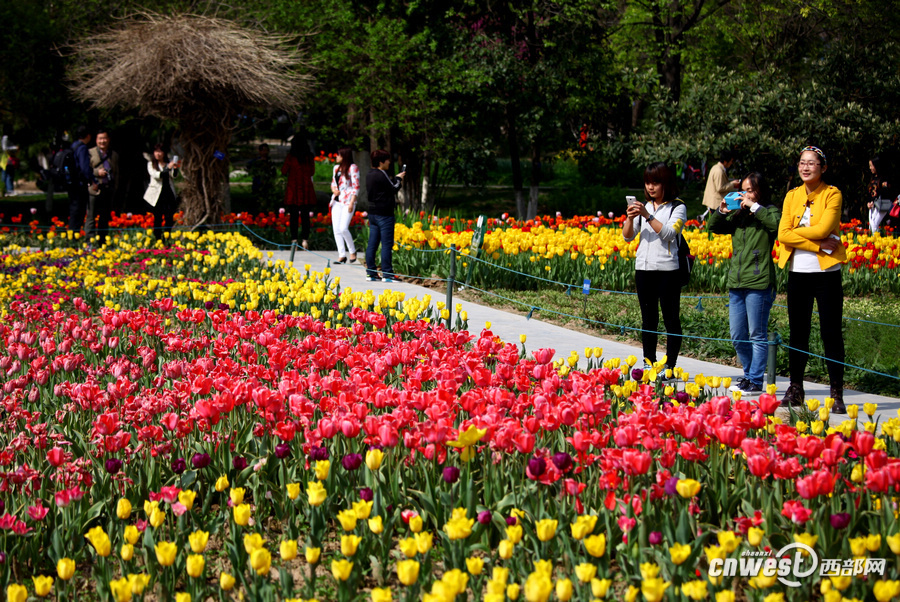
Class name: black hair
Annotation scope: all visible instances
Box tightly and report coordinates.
[719,149,737,164]
[74,125,91,140]
[740,172,772,207]
[643,162,678,204]
[289,137,312,162]
[370,149,391,166]
[337,147,354,178]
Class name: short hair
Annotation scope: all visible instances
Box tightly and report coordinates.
[258,143,269,151]
[95,128,111,139]
[74,125,91,140]
[371,149,391,166]
[643,162,678,203]
[719,149,737,163]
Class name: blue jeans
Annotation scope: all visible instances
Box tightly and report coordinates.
[729,287,775,385]
[366,214,395,279]
[1,168,13,192]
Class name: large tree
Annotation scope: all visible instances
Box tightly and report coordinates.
[70,13,313,227]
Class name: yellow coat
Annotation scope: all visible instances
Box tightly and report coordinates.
[776,182,847,270]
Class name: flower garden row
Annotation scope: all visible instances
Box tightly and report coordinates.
[3,209,898,295]
[1,231,900,601]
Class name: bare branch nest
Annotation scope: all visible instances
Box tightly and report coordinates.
[69,12,313,117]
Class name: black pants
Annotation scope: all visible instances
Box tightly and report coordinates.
[288,205,311,242]
[67,185,88,232]
[85,186,113,242]
[152,193,176,241]
[787,270,844,387]
[635,269,683,367]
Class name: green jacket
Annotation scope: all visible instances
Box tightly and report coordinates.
[708,204,781,290]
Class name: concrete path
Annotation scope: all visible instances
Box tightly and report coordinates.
[265,247,899,427]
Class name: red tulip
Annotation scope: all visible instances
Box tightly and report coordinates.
[47,447,66,467]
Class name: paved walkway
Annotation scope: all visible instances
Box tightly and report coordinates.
[265,247,899,427]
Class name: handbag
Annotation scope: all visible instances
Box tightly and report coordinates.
[876,197,894,212]
[891,203,900,219]
[676,231,694,288]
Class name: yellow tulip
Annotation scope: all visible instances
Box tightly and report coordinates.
[748,527,765,547]
[874,580,900,602]
[641,577,670,602]
[409,514,423,533]
[233,503,251,526]
[32,576,54,598]
[175,593,191,602]
[215,475,229,492]
[116,498,132,520]
[498,539,514,559]
[847,404,860,419]
[506,524,524,544]
[127,574,150,595]
[6,585,27,602]
[220,572,235,590]
[353,500,373,520]
[669,542,691,565]
[415,532,433,554]
[887,533,900,555]
[535,519,558,542]
[149,506,165,528]
[366,449,384,470]
[466,557,484,575]
[280,539,298,561]
[715,591,736,602]
[444,516,475,540]
[121,544,134,561]
[591,578,612,597]
[675,479,702,498]
[864,402,878,417]
[370,587,392,602]
[341,534,362,557]
[331,558,353,581]
[286,482,301,500]
[124,525,140,545]
[523,572,552,602]
[584,533,607,558]
[575,563,596,583]
[178,490,196,511]
[397,559,420,585]
[681,580,708,601]
[555,578,573,601]
[315,460,331,480]
[155,541,177,566]
[337,509,358,531]
[307,481,327,506]
[186,554,205,578]
[640,562,660,580]
[718,531,742,553]
[243,532,266,554]
[507,583,521,600]
[399,537,418,558]
[108,578,132,602]
[57,558,76,581]
[229,487,245,505]
[189,530,209,553]
[368,516,384,534]
[305,547,321,564]
[85,526,112,557]
[250,548,272,576]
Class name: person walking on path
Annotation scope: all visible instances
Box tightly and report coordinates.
[67,126,93,235]
[622,162,687,370]
[281,137,317,249]
[700,150,740,221]
[86,129,119,245]
[708,172,781,394]
[365,149,406,282]
[143,144,179,243]
[329,147,359,264]
[777,146,848,413]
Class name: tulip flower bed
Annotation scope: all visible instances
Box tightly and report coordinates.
[4,279,900,602]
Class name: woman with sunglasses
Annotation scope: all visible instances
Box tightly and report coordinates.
[777,146,848,412]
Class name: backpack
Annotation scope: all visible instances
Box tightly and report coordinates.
[675,230,694,288]
[49,148,77,189]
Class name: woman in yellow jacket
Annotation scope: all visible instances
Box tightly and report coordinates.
[777,146,848,413]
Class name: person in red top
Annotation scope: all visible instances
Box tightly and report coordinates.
[281,136,317,249]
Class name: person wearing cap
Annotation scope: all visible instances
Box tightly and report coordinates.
[777,146,848,413]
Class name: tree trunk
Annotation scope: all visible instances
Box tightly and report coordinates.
[527,139,541,221]
[507,105,525,220]
[659,51,683,102]
[179,112,231,228]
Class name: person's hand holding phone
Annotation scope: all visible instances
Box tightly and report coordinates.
[718,199,731,214]
[626,200,644,220]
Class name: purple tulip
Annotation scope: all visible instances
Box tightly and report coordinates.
[649,531,663,545]
[171,458,186,474]
[506,516,518,526]
[342,454,363,471]
[359,487,374,502]
[527,457,546,477]
[204,301,214,310]
[0,499,4,514]
[552,452,573,472]
[443,466,460,484]
[192,453,211,469]
[233,456,248,470]
[310,446,329,461]
[477,510,492,525]
[105,458,123,474]
[0,552,5,565]
[664,477,679,497]
[675,391,691,404]
[829,513,851,529]
[275,443,291,459]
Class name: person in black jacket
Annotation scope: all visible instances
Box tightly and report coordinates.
[365,149,406,282]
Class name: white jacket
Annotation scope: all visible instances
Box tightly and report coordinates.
[622,199,687,272]
[143,161,176,207]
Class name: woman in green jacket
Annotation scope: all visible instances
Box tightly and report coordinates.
[708,172,781,394]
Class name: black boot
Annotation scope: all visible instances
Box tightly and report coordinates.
[780,382,804,407]
[830,386,846,414]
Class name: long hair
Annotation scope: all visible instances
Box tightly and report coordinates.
[151,143,168,170]
[740,171,773,208]
[643,162,678,204]
[289,137,313,164]
[337,147,354,178]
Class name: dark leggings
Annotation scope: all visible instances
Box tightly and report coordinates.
[635,269,683,367]
[787,270,844,387]
[288,205,311,242]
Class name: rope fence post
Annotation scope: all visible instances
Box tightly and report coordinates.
[767,331,778,386]
[446,244,457,329]
[289,240,297,265]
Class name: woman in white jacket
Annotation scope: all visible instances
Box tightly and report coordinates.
[144,144,179,243]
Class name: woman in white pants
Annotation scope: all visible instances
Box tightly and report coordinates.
[330,147,359,263]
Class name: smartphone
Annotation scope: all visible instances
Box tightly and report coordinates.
[626,195,637,206]
[724,192,743,210]
[401,164,406,173]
